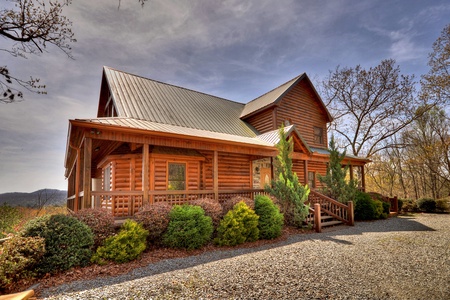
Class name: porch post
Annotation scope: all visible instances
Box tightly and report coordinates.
[82,137,92,209]
[349,164,354,181]
[213,150,219,201]
[361,165,366,192]
[142,143,150,205]
[304,160,308,186]
[74,147,81,212]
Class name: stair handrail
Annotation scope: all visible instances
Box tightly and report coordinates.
[307,189,352,225]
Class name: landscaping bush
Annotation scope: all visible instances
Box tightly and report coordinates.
[163,205,213,250]
[254,195,284,240]
[374,200,388,219]
[134,202,172,244]
[73,208,115,248]
[402,199,418,212]
[435,198,450,213]
[417,198,437,213]
[398,199,404,213]
[354,192,378,221]
[221,196,255,215]
[21,214,94,274]
[382,201,391,217]
[0,236,45,290]
[214,202,259,246]
[189,198,223,228]
[0,204,22,238]
[92,219,148,264]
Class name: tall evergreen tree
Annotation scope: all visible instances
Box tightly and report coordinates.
[318,136,357,203]
[265,125,309,227]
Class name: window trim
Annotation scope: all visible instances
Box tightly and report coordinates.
[313,126,324,145]
[308,171,316,189]
[167,162,187,191]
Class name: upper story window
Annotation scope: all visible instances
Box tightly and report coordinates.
[314,126,324,145]
[168,163,186,190]
[104,95,117,117]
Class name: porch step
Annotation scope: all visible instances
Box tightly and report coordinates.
[321,220,343,227]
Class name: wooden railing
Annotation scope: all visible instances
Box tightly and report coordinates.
[85,189,268,217]
[307,190,354,226]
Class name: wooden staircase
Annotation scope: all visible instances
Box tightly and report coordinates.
[306,190,354,233]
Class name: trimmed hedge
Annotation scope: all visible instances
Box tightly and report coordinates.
[73,208,115,249]
[22,214,94,274]
[134,202,172,244]
[163,205,213,250]
[215,201,259,246]
[254,195,284,240]
[92,219,148,264]
[188,198,223,228]
[417,198,436,213]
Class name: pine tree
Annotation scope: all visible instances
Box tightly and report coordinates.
[318,136,357,203]
[265,125,309,227]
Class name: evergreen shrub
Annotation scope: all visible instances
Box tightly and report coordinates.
[92,219,148,264]
[402,199,418,212]
[435,198,450,213]
[0,236,45,290]
[22,214,94,274]
[134,202,172,244]
[397,199,404,212]
[374,200,388,219]
[417,198,436,213]
[354,192,378,220]
[163,205,213,250]
[214,202,259,246]
[189,198,223,228]
[73,208,115,248]
[254,195,284,240]
[221,196,255,215]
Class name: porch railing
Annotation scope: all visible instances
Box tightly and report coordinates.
[307,190,354,225]
[86,189,268,217]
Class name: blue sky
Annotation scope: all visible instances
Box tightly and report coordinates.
[0,0,449,193]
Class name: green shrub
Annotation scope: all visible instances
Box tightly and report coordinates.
[0,204,22,238]
[73,208,115,248]
[417,198,436,213]
[214,202,259,246]
[402,199,418,212]
[221,196,255,215]
[0,236,45,289]
[134,202,172,244]
[254,195,284,240]
[189,198,223,228]
[374,200,388,219]
[163,205,213,250]
[435,198,450,213]
[382,201,391,217]
[92,219,148,264]
[398,199,404,212]
[354,192,378,221]
[21,214,94,274]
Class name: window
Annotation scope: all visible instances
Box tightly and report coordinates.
[308,171,316,189]
[168,163,186,190]
[314,126,323,144]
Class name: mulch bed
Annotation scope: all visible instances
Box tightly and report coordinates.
[3,226,313,297]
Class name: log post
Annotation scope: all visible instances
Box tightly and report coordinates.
[82,137,92,209]
[142,143,149,205]
[213,150,219,201]
[348,201,355,226]
[314,203,321,233]
[74,147,81,212]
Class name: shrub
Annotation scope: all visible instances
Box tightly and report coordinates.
[214,202,259,246]
[374,200,388,219]
[435,198,450,213]
[21,214,94,274]
[134,202,172,244]
[382,201,391,217]
[254,195,284,240]
[221,196,254,215]
[0,204,22,238]
[398,199,404,213]
[92,219,148,264]
[163,205,213,250]
[188,198,223,228]
[73,208,115,248]
[0,236,45,290]
[354,192,378,221]
[417,198,437,213]
[402,199,418,212]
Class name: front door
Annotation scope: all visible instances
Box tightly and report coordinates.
[260,168,272,189]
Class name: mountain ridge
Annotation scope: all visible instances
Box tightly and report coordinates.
[0,189,67,207]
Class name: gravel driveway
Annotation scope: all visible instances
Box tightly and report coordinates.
[39,214,450,299]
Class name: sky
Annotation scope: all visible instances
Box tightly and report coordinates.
[0,0,449,193]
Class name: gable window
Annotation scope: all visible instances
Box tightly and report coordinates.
[308,171,316,189]
[314,126,323,145]
[168,163,186,190]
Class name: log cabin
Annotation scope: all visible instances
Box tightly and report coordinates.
[64,67,369,219]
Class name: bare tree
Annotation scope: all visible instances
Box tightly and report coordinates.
[0,0,75,103]
[421,24,450,107]
[33,189,60,216]
[322,59,420,158]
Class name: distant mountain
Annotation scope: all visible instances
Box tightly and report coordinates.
[0,189,67,207]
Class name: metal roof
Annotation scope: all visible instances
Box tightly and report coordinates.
[75,117,274,147]
[104,67,258,138]
[239,75,302,118]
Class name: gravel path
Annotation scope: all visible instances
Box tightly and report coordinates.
[39,214,450,299]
